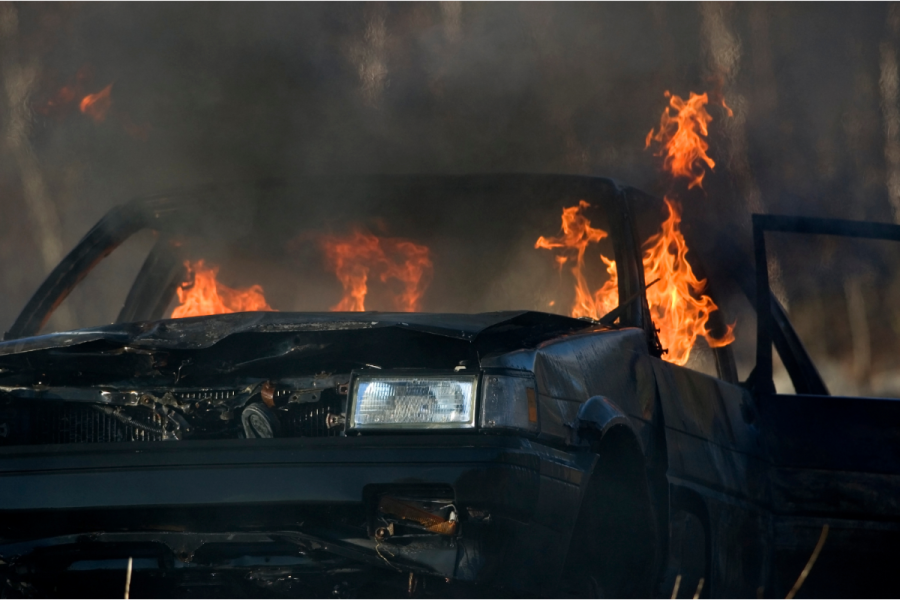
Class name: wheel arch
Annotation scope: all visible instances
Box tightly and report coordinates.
[562,398,661,596]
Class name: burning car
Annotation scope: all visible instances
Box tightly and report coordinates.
[0,175,897,598]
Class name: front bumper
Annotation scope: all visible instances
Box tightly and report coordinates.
[0,435,588,592]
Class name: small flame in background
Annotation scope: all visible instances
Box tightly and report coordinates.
[539,90,734,366]
[79,83,112,123]
[34,67,149,139]
[645,91,732,190]
[320,230,433,312]
[170,260,275,319]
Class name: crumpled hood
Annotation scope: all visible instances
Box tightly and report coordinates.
[0,310,593,356]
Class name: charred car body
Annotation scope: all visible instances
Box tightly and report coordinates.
[0,176,897,598]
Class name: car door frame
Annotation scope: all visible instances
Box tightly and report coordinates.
[750,213,900,597]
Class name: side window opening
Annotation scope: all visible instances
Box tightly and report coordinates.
[754,216,900,398]
[772,348,797,395]
[765,232,898,397]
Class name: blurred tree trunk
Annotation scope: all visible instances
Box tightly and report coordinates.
[879,3,900,391]
[0,2,74,332]
[880,3,900,223]
[840,7,884,391]
[844,277,872,394]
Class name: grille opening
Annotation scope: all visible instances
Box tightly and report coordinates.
[30,403,166,444]
[0,386,347,446]
[282,392,344,438]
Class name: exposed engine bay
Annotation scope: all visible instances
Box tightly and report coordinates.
[0,310,586,447]
[0,377,349,445]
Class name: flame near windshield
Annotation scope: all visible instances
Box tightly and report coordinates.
[538,89,735,366]
[644,90,735,363]
[641,197,734,364]
[170,260,275,319]
[534,201,618,320]
[169,230,433,318]
[320,229,433,312]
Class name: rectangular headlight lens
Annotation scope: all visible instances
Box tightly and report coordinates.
[350,374,477,430]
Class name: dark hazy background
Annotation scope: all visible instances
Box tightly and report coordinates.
[1,2,898,394]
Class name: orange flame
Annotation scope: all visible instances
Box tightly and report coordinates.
[321,230,433,312]
[643,197,734,365]
[36,68,149,138]
[535,200,618,319]
[170,260,275,318]
[537,199,734,366]
[79,84,113,123]
[645,90,732,190]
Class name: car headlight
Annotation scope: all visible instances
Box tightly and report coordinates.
[348,373,477,430]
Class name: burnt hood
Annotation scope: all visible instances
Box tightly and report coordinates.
[0,311,600,388]
[0,310,595,357]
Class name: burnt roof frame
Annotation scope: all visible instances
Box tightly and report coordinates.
[4,194,193,340]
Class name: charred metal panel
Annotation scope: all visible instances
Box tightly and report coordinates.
[757,394,900,474]
[652,361,769,597]
[758,393,900,518]
[0,434,590,591]
[483,328,656,449]
[662,426,759,503]
[768,468,900,517]
[705,495,770,598]
[654,362,736,444]
[488,520,569,592]
[652,361,762,486]
[0,437,531,510]
[0,311,589,357]
[561,329,656,421]
[532,340,589,401]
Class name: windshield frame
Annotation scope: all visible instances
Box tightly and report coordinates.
[6,175,645,341]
